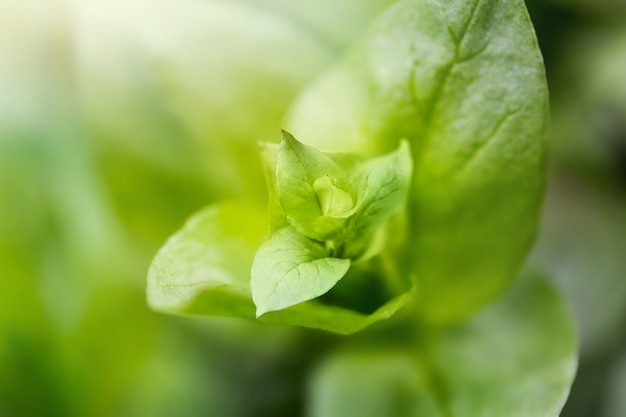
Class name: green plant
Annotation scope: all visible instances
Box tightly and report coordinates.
[147,0,577,415]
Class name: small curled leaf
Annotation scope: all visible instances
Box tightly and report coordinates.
[313,175,356,218]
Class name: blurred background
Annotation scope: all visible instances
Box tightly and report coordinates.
[0,0,624,416]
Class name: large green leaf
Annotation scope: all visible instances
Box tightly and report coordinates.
[287,0,548,324]
[148,201,413,333]
[307,273,577,417]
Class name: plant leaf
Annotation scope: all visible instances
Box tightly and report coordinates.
[307,272,577,417]
[251,227,351,317]
[287,0,548,324]
[147,201,267,318]
[261,287,414,334]
[259,141,290,232]
[343,140,413,259]
[276,130,348,240]
[313,175,356,218]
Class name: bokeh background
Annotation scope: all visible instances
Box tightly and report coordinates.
[0,0,624,416]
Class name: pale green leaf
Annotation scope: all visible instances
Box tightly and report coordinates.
[313,175,356,218]
[287,0,548,323]
[259,141,290,232]
[276,130,348,240]
[343,140,413,259]
[147,201,267,318]
[307,273,577,417]
[251,227,351,317]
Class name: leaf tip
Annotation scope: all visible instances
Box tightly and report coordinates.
[280,129,296,143]
[255,305,269,318]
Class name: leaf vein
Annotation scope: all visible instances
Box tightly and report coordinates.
[457,108,518,173]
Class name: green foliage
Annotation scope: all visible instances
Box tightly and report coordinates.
[150,0,551,331]
[0,0,583,416]
[148,202,266,319]
[146,1,577,415]
[307,273,577,417]
[147,131,414,323]
[251,131,412,316]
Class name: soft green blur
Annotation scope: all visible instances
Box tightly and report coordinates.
[0,0,624,416]
[0,1,391,416]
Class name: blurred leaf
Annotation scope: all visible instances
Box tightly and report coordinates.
[530,179,626,359]
[307,273,577,417]
[148,202,268,319]
[287,0,548,324]
[308,351,441,417]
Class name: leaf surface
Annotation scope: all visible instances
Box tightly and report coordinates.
[307,273,577,417]
[251,227,351,317]
[343,140,413,258]
[276,130,347,240]
[147,201,267,318]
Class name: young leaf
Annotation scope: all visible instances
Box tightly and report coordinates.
[276,130,349,240]
[251,227,351,317]
[343,140,413,259]
[287,0,548,324]
[307,272,577,417]
[313,175,356,218]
